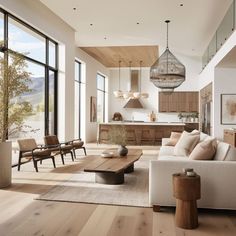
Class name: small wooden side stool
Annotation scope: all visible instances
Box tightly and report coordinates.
[173,173,201,229]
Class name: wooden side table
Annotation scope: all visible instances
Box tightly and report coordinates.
[173,173,201,229]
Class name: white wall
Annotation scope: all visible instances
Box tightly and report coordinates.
[214,68,236,140]
[0,0,76,141]
[75,48,109,142]
[199,31,236,138]
[109,52,201,122]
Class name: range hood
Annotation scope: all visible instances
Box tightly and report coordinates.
[123,98,143,109]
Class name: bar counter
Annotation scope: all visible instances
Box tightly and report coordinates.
[98,122,186,145]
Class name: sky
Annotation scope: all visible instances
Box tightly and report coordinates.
[0,14,56,77]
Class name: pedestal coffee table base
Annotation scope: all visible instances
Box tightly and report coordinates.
[124,164,134,173]
[95,171,124,185]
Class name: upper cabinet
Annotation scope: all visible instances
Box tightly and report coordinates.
[159,92,199,113]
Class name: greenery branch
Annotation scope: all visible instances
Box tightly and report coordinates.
[0,48,34,142]
[108,125,127,146]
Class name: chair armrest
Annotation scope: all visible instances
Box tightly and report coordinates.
[32,146,50,151]
[71,138,81,143]
[44,144,61,149]
[60,141,73,146]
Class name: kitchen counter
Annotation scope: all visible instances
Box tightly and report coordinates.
[101,122,186,126]
[98,122,185,145]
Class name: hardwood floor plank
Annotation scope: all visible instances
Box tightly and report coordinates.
[78,205,118,236]
[133,207,153,236]
[153,210,178,236]
[108,215,135,236]
[53,203,97,236]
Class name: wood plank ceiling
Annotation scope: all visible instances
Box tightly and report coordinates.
[79,46,159,67]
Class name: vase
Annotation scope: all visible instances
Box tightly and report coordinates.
[118,145,128,156]
[0,141,12,188]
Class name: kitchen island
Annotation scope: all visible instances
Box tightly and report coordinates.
[98,122,185,145]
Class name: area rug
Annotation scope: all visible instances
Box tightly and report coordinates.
[37,154,157,207]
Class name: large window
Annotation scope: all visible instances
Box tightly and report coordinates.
[74,60,85,139]
[0,8,58,140]
[8,17,46,63]
[97,73,107,123]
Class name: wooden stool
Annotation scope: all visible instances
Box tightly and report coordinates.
[173,173,201,229]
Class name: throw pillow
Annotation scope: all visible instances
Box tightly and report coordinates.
[199,132,209,142]
[192,130,208,142]
[214,141,230,161]
[165,132,182,146]
[189,138,217,160]
[191,129,200,135]
[174,131,200,156]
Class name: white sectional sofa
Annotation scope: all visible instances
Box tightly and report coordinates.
[149,132,236,210]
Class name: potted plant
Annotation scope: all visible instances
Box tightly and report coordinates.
[178,113,183,122]
[108,125,128,156]
[0,50,33,188]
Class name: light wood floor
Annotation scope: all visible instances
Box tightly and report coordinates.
[0,144,236,236]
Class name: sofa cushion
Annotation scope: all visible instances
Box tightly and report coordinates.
[159,146,175,156]
[174,131,200,156]
[162,138,171,146]
[189,138,217,160]
[214,141,230,161]
[192,130,209,142]
[164,132,182,146]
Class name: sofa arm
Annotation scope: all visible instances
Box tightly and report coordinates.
[149,160,236,209]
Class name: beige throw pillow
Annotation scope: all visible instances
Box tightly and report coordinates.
[189,138,217,160]
[165,132,182,146]
[174,131,200,156]
[191,129,200,135]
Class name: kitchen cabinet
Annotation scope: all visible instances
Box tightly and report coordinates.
[159,92,199,113]
[224,129,236,147]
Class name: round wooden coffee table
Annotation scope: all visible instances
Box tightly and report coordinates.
[173,173,201,229]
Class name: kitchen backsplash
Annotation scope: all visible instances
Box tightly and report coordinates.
[109,110,181,123]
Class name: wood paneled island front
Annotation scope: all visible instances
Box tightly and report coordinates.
[98,122,185,145]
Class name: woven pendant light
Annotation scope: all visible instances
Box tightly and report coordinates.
[150,20,185,92]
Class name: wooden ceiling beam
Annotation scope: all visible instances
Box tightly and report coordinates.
[79,46,159,67]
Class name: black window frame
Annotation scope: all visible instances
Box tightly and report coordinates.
[0,7,58,137]
[75,60,82,138]
[96,73,107,123]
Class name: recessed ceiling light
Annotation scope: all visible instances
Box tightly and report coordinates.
[73,7,77,10]
[136,22,140,25]
[180,3,184,6]
[90,23,93,26]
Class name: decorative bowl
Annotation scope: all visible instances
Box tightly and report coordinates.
[101,151,114,158]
